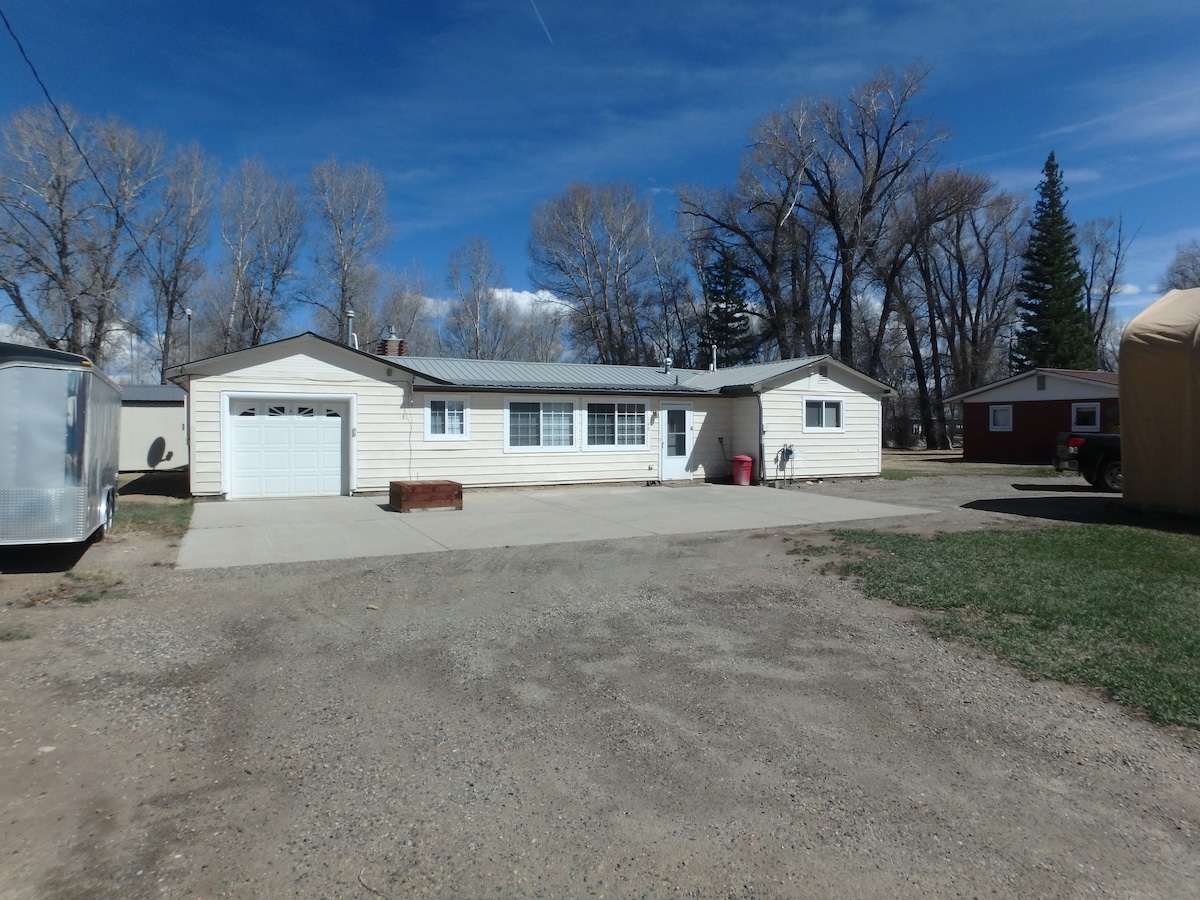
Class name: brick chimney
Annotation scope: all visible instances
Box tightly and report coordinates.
[376,327,406,357]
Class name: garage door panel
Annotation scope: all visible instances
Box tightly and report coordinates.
[229,399,348,498]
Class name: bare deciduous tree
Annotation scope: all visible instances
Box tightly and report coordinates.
[1078,216,1132,370]
[215,158,304,351]
[802,64,943,364]
[511,293,569,362]
[529,182,660,365]
[307,157,388,340]
[1162,238,1200,291]
[144,143,215,376]
[679,101,824,360]
[681,65,942,365]
[368,267,440,356]
[443,235,515,359]
[0,105,163,365]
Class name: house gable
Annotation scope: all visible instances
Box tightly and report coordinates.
[951,369,1118,405]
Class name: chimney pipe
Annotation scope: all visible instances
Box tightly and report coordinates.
[376,326,406,357]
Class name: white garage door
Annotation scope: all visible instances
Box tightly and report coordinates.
[230,400,347,498]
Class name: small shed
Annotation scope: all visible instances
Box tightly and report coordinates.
[1119,287,1200,515]
[948,369,1120,464]
[120,384,188,472]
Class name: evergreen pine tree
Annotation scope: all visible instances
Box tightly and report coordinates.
[1011,152,1097,370]
[698,248,756,368]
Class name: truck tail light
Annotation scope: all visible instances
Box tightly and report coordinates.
[1067,437,1085,451]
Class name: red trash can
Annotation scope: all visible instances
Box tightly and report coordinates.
[732,455,753,486]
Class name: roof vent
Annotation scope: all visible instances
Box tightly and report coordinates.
[662,356,673,374]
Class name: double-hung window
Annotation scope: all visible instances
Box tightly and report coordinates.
[507,400,575,449]
[586,402,646,448]
[804,398,843,432]
[426,397,468,440]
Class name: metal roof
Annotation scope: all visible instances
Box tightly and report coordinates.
[384,354,855,396]
[683,357,828,391]
[162,332,883,398]
[385,356,713,393]
[121,384,186,403]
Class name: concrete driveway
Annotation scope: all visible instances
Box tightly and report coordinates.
[177,482,932,569]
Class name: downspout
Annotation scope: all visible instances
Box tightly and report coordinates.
[757,392,766,486]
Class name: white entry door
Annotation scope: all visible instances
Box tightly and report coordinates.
[660,403,693,481]
[230,399,347,498]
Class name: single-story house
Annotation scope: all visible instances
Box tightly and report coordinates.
[948,368,1120,464]
[164,333,892,500]
[1120,287,1200,516]
[119,384,189,472]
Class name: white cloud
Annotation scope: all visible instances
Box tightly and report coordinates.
[493,288,559,312]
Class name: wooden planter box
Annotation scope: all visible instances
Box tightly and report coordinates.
[389,480,463,513]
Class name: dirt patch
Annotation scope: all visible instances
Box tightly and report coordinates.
[2,473,1197,898]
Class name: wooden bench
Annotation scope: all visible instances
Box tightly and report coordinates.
[389,480,463,513]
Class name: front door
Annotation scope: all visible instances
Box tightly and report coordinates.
[660,403,692,481]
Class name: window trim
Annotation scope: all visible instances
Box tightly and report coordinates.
[503,396,578,452]
[1071,402,1101,433]
[424,395,470,441]
[584,401,648,451]
[802,396,845,433]
[989,404,1013,432]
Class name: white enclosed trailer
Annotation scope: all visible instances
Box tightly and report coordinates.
[0,342,121,544]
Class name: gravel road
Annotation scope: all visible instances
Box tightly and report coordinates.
[2,473,1198,898]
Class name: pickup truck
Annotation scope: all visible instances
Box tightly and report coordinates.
[1053,432,1122,492]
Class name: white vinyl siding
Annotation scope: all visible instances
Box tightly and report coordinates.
[758,369,884,479]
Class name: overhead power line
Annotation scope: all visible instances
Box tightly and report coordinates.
[0,5,166,301]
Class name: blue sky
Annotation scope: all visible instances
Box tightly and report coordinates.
[2,0,1199,330]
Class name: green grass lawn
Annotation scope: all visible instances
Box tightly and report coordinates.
[831,524,1200,727]
[114,498,193,537]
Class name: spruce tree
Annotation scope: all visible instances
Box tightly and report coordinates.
[1012,152,1097,370]
[698,248,756,368]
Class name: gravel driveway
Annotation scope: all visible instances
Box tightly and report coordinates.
[2,473,1197,898]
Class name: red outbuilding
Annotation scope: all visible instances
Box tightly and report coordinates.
[948,369,1119,464]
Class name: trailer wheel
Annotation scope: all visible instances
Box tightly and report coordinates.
[96,491,116,540]
[1098,459,1123,493]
